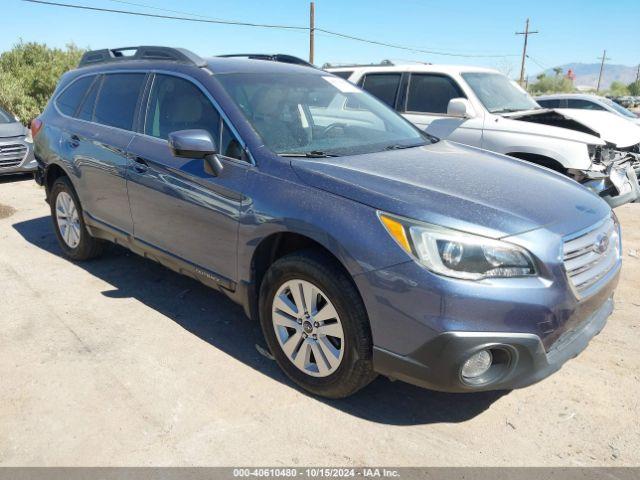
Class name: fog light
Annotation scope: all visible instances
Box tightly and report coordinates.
[461,350,492,379]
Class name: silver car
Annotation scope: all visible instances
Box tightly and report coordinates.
[0,106,36,176]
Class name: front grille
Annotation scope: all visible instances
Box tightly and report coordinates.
[563,216,620,296]
[0,143,28,169]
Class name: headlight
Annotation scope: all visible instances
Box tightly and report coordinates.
[379,212,537,280]
[24,130,33,144]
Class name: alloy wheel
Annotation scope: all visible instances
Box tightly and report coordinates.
[271,279,345,377]
[55,191,81,249]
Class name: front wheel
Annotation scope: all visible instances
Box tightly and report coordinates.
[259,251,376,398]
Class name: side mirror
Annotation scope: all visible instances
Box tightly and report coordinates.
[447,98,476,118]
[168,129,223,176]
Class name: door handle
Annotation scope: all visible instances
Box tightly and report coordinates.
[132,156,149,173]
[68,134,80,148]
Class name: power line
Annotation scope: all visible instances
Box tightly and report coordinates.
[21,0,519,59]
[21,0,308,30]
[315,27,518,58]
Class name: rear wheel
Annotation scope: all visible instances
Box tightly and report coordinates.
[50,176,105,260]
[259,251,376,398]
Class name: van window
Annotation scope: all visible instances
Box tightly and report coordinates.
[93,74,146,130]
[406,74,464,114]
[536,98,562,108]
[360,73,401,108]
[56,76,95,117]
[567,99,606,111]
[145,74,220,141]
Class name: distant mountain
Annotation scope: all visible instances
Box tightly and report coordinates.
[529,63,638,89]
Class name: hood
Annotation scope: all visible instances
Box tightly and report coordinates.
[0,122,27,139]
[291,141,610,239]
[493,110,605,146]
[555,109,640,148]
[504,108,640,148]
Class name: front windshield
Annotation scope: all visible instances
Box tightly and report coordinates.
[0,107,15,124]
[216,72,431,156]
[601,97,638,118]
[462,72,540,114]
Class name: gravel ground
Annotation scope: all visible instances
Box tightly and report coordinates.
[0,175,639,466]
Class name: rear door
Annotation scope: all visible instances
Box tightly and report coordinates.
[400,73,483,147]
[125,73,249,285]
[62,72,147,233]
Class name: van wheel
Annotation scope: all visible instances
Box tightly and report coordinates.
[50,176,104,261]
[259,250,376,398]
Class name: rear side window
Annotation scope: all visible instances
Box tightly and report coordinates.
[144,74,220,141]
[406,74,464,114]
[93,73,146,130]
[56,76,95,117]
[77,77,101,121]
[567,99,606,111]
[537,99,562,108]
[361,73,401,108]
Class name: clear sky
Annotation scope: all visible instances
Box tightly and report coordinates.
[3,0,639,77]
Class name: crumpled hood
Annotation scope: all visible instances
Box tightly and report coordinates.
[291,141,610,239]
[505,108,640,148]
[0,122,27,139]
[555,109,640,148]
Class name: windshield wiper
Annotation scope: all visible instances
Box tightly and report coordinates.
[385,143,423,151]
[279,151,340,158]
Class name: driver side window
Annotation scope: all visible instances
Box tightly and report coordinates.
[144,74,245,161]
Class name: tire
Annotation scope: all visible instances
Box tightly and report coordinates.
[259,250,376,398]
[49,176,105,261]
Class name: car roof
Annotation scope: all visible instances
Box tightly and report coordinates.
[68,55,323,78]
[205,56,323,75]
[325,64,500,75]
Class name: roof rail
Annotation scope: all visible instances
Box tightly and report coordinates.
[322,60,394,69]
[78,46,207,68]
[217,54,314,68]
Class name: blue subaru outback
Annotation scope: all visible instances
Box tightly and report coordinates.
[33,47,622,398]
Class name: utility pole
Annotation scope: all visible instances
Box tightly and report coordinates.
[516,18,539,86]
[309,1,315,64]
[596,50,610,92]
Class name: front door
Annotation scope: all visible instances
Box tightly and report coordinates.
[125,73,249,285]
[400,73,484,148]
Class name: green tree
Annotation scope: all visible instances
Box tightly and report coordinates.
[0,41,84,124]
[608,81,629,96]
[528,73,574,95]
[627,80,640,96]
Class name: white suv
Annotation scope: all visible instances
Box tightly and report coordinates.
[326,63,640,207]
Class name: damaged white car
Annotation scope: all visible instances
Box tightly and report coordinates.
[325,63,640,207]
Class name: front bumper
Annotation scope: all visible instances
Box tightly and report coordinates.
[0,138,36,175]
[354,234,620,393]
[581,157,640,208]
[373,295,613,392]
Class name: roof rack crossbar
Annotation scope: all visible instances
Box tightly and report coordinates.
[79,46,207,68]
[217,54,314,68]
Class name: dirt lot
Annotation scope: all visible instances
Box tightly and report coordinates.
[0,175,639,466]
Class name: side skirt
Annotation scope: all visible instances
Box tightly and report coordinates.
[83,212,239,296]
